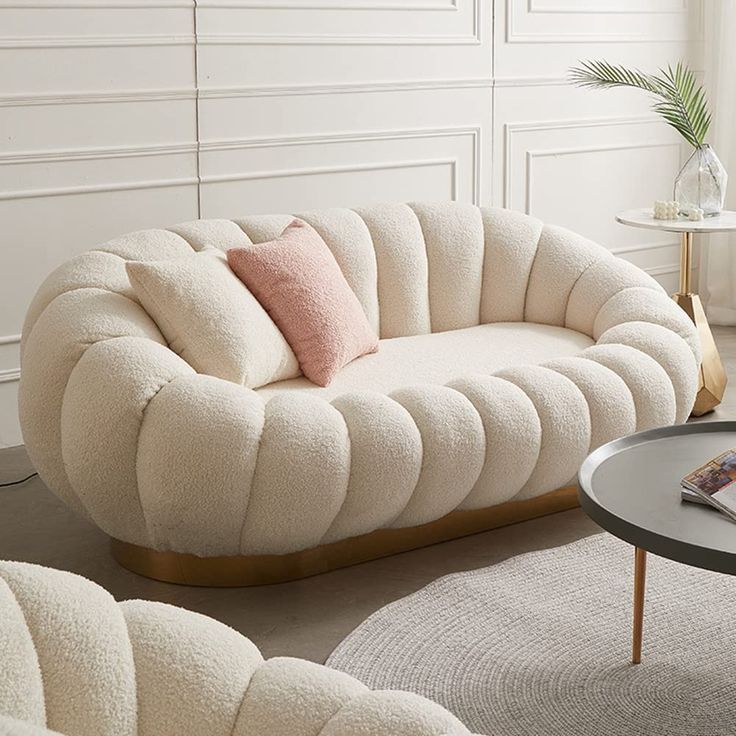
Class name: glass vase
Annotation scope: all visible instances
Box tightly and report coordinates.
[674,144,727,217]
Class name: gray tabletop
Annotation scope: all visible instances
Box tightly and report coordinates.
[578,422,736,575]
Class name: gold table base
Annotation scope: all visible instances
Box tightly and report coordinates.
[674,231,728,416]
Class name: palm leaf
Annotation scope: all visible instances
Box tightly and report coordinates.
[568,59,711,147]
[568,59,664,95]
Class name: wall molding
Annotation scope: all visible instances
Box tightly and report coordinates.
[506,0,690,43]
[506,29,687,44]
[198,0,457,8]
[203,157,457,182]
[0,127,476,197]
[504,114,672,135]
[0,34,194,49]
[0,0,460,11]
[201,125,480,203]
[202,157,461,201]
[524,141,680,214]
[0,336,21,386]
[493,75,568,87]
[197,32,478,45]
[644,263,680,277]
[200,77,492,98]
[200,124,479,150]
[0,142,198,199]
[0,177,198,202]
[610,240,679,256]
[502,115,675,208]
[0,1,191,6]
[0,88,196,107]
[527,0,686,14]
[0,78,493,108]
[0,369,20,385]
[197,0,479,44]
[0,141,198,166]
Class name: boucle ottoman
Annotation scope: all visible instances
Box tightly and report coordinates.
[0,560,478,736]
[18,203,700,585]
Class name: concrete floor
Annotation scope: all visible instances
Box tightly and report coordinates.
[2,325,735,664]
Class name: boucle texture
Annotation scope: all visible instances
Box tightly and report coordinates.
[227,219,379,387]
[296,209,380,334]
[448,375,541,510]
[494,365,591,500]
[353,203,431,337]
[389,385,486,528]
[0,562,477,736]
[126,250,299,388]
[19,203,701,558]
[0,562,136,736]
[409,202,484,332]
[0,716,62,736]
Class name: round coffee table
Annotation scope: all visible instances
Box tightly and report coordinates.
[578,421,736,664]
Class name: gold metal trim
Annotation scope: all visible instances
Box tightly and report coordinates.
[111,486,579,587]
[674,231,727,416]
[678,230,693,295]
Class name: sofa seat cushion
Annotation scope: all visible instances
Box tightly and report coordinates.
[256,322,594,401]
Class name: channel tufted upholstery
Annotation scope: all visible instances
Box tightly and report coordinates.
[19,203,700,559]
[0,560,477,736]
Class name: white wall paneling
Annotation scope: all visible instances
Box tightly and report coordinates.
[500,112,684,292]
[0,334,22,449]
[502,115,682,237]
[0,1,198,446]
[493,0,702,300]
[0,0,703,445]
[497,0,696,76]
[200,126,480,214]
[194,0,492,217]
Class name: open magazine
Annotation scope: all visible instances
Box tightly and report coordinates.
[681,448,736,522]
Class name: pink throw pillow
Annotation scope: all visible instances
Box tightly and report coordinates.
[227,219,378,387]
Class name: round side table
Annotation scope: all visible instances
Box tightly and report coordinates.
[616,208,736,416]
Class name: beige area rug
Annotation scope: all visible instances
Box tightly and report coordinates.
[327,534,736,736]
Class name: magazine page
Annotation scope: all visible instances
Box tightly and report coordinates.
[682,449,736,520]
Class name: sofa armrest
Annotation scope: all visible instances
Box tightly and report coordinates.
[593,286,701,363]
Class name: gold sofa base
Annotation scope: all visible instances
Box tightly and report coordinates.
[111,486,579,587]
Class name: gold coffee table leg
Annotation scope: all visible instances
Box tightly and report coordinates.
[632,547,647,664]
[673,231,727,416]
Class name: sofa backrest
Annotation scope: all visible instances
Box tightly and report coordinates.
[24,202,635,350]
[188,204,615,339]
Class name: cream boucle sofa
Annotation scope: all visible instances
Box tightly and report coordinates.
[0,560,478,736]
[19,203,700,584]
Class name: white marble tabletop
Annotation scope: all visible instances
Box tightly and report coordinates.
[616,208,736,234]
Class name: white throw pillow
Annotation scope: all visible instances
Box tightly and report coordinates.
[126,249,300,388]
